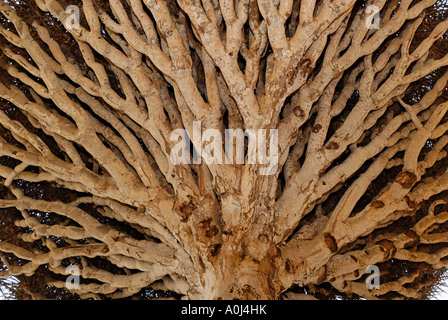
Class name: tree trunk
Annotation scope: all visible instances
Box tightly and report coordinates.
[205,237,281,300]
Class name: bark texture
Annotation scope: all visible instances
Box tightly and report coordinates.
[0,0,448,300]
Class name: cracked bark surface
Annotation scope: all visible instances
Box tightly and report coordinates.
[0,0,448,300]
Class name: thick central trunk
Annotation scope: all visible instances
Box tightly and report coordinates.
[187,177,286,299]
[201,238,283,299]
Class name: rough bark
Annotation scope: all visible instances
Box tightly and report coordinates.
[0,0,448,300]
